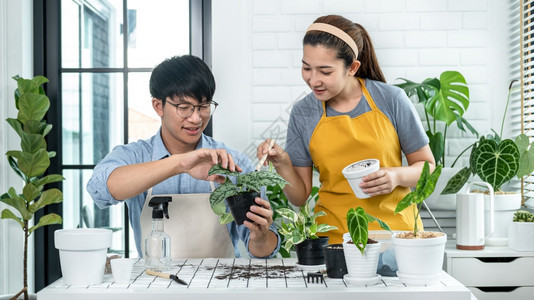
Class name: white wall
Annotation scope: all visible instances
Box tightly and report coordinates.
[0,0,34,295]
[212,0,511,167]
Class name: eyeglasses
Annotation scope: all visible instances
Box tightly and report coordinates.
[165,100,218,118]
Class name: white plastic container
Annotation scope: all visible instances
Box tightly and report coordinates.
[342,159,380,199]
[55,228,112,285]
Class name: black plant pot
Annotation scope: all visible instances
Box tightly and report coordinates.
[226,191,259,225]
[295,236,329,265]
[323,243,347,278]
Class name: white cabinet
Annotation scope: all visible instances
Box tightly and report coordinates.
[446,242,534,300]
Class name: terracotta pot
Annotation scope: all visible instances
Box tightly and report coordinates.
[226,191,259,225]
[322,243,347,278]
[295,236,329,265]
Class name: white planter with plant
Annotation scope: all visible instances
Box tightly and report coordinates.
[443,80,534,245]
[342,207,391,286]
[508,210,534,251]
[393,162,447,286]
[208,164,288,224]
[276,198,337,267]
[1,76,64,300]
[396,71,478,210]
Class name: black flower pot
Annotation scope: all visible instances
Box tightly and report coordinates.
[295,236,329,265]
[323,243,347,278]
[225,191,259,225]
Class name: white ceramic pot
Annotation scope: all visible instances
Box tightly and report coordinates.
[342,159,379,199]
[423,167,463,210]
[484,193,522,246]
[55,228,112,285]
[392,232,447,285]
[342,241,381,278]
[508,222,534,251]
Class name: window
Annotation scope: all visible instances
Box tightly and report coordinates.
[33,0,211,290]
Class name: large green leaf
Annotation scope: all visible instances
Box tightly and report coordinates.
[6,118,24,138]
[6,149,50,177]
[17,93,50,124]
[28,188,63,213]
[347,207,369,255]
[425,71,469,125]
[394,78,434,103]
[21,132,47,154]
[29,213,62,234]
[209,181,237,208]
[208,164,240,177]
[7,155,26,181]
[238,170,289,192]
[1,209,24,228]
[442,167,472,194]
[23,182,42,204]
[515,134,534,178]
[474,139,519,191]
[427,130,444,165]
[395,162,442,213]
[32,174,65,188]
[0,187,32,220]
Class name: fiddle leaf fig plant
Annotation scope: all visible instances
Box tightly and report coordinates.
[276,196,337,252]
[1,75,64,300]
[443,80,534,194]
[346,206,391,255]
[395,162,442,237]
[395,71,478,166]
[208,163,289,224]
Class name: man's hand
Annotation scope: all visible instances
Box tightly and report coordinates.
[177,148,242,183]
[244,197,278,257]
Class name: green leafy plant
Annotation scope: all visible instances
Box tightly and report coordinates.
[395,71,478,166]
[208,163,289,224]
[346,206,391,255]
[513,210,534,222]
[1,75,64,300]
[394,162,442,236]
[276,196,337,253]
[443,80,534,194]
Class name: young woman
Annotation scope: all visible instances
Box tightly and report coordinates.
[258,15,435,244]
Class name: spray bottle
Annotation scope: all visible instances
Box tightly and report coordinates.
[144,196,172,271]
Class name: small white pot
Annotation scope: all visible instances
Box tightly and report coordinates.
[392,232,447,285]
[508,222,534,251]
[342,159,379,199]
[342,240,381,278]
[55,228,112,285]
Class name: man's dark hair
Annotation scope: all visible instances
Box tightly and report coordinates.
[149,55,215,104]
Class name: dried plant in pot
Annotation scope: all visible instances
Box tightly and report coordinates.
[1,76,64,300]
[342,206,391,286]
[276,197,337,268]
[208,163,289,225]
[392,162,447,286]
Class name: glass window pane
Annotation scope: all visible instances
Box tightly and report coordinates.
[128,72,160,142]
[62,73,124,165]
[63,169,125,256]
[61,0,124,68]
[127,0,190,68]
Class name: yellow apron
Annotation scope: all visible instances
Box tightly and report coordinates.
[309,78,423,244]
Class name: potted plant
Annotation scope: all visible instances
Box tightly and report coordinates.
[276,197,337,267]
[208,163,289,225]
[508,210,534,251]
[443,80,534,245]
[393,161,447,286]
[342,206,391,286]
[395,71,478,210]
[1,76,64,300]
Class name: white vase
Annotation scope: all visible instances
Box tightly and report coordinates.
[392,232,447,285]
[484,193,522,246]
[508,222,534,251]
[423,167,463,210]
[54,228,112,285]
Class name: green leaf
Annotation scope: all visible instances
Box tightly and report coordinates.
[6,149,50,177]
[24,119,51,135]
[276,208,299,223]
[474,139,519,191]
[394,78,434,104]
[21,132,47,154]
[209,181,238,208]
[425,71,469,126]
[6,118,24,138]
[7,155,26,181]
[427,131,444,165]
[0,187,32,220]
[32,174,65,187]
[218,212,234,224]
[29,213,62,234]
[367,213,392,232]
[17,92,50,124]
[28,188,63,213]
[347,207,369,255]
[1,209,24,228]
[395,193,414,214]
[238,170,289,192]
[208,164,240,177]
[23,182,42,203]
[515,134,534,178]
[442,167,472,194]
[316,223,337,233]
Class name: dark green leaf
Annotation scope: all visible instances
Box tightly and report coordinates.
[0,187,32,220]
[6,118,24,138]
[427,131,444,165]
[6,149,50,177]
[442,167,472,194]
[425,71,469,125]
[28,188,63,213]
[208,164,240,177]
[7,155,26,181]
[29,213,62,234]
[21,132,47,154]
[32,174,65,187]
[347,207,368,255]
[17,93,50,124]
[23,182,42,204]
[474,139,519,191]
[209,182,237,208]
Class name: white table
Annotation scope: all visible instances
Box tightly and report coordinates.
[38,258,474,300]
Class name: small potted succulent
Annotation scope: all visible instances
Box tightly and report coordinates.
[393,162,446,286]
[508,210,534,251]
[1,76,64,300]
[395,71,478,210]
[276,197,337,267]
[208,163,288,224]
[443,80,534,245]
[342,206,391,286]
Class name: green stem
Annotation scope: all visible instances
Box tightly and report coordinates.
[500,80,518,138]
[442,125,448,166]
[450,143,475,168]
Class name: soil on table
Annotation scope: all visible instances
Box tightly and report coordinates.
[208,264,300,280]
[396,231,444,239]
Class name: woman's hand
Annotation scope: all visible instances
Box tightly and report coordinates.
[256,139,290,169]
[359,168,399,197]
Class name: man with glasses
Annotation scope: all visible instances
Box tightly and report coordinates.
[87,55,280,259]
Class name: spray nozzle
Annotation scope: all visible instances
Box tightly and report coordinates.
[148,196,172,219]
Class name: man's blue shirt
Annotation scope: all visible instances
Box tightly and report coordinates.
[87,129,280,258]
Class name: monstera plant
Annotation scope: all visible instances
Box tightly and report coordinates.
[396,71,478,166]
[443,80,534,194]
[1,75,64,300]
